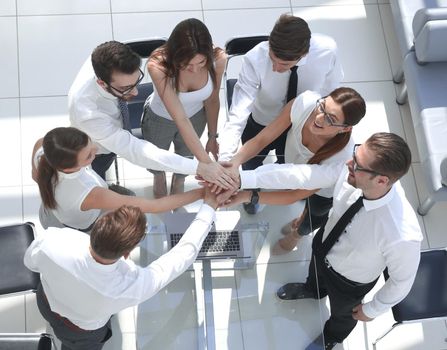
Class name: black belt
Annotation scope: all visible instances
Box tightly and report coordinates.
[41,289,88,332]
[323,257,367,287]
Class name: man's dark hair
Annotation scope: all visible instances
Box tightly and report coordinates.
[91,41,141,83]
[90,205,147,260]
[269,14,311,61]
[366,132,412,183]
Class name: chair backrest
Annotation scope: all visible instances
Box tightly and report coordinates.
[124,38,167,58]
[0,222,39,296]
[124,38,167,138]
[389,248,447,322]
[225,35,269,57]
[0,333,53,350]
[223,35,269,110]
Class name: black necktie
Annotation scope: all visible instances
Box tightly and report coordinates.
[313,196,364,258]
[118,99,132,134]
[286,66,298,102]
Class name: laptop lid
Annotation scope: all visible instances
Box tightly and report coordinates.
[161,210,245,259]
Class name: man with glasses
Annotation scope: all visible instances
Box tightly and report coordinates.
[25,187,221,350]
[69,41,228,195]
[219,14,343,213]
[235,132,422,350]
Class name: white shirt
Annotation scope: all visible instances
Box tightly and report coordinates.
[149,73,213,120]
[52,167,106,230]
[285,90,354,198]
[240,162,423,319]
[24,204,215,330]
[68,57,198,174]
[34,146,107,230]
[219,34,344,160]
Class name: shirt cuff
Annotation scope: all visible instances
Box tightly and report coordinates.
[240,170,257,189]
[196,203,216,224]
[361,301,381,319]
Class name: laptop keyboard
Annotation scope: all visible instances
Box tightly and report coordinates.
[170,230,240,254]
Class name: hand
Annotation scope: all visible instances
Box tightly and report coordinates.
[203,186,218,209]
[196,162,236,190]
[205,138,219,161]
[352,304,373,322]
[219,160,240,186]
[218,190,250,207]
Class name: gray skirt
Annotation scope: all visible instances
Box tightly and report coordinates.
[141,104,206,175]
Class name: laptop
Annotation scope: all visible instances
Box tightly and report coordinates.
[160,210,245,259]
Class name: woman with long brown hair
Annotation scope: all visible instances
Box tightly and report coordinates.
[32,127,205,232]
[142,18,230,198]
[229,87,366,253]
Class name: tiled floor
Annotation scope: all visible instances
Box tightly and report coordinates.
[1,0,447,349]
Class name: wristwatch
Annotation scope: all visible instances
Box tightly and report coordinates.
[208,132,219,139]
[250,190,259,206]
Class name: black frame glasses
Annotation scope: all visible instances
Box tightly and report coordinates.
[107,68,145,97]
[352,144,383,177]
[316,98,349,128]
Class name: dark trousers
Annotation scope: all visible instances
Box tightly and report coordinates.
[91,153,116,180]
[241,115,290,170]
[36,283,112,350]
[304,253,378,343]
[299,194,333,236]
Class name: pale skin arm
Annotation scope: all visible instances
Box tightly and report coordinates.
[203,50,227,160]
[81,187,204,213]
[31,138,43,182]
[147,57,235,188]
[228,100,294,179]
[223,188,318,207]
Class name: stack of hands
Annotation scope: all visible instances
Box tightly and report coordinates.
[196,160,249,208]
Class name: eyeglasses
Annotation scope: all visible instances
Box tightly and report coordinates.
[352,144,383,176]
[106,68,145,97]
[315,98,348,128]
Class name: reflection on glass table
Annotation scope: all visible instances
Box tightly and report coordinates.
[134,155,325,350]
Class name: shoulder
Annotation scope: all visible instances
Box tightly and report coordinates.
[245,41,269,61]
[291,91,320,124]
[213,47,227,71]
[147,51,167,75]
[309,33,338,52]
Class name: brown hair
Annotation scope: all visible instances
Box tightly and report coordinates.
[308,87,366,165]
[151,18,221,91]
[269,14,311,61]
[37,127,89,209]
[365,132,411,182]
[92,41,141,83]
[90,205,147,260]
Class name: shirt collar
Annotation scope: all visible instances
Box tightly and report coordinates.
[362,185,396,211]
[86,250,120,272]
[296,54,308,67]
[95,77,117,101]
[57,167,86,179]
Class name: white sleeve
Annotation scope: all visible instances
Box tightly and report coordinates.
[137,204,215,301]
[23,235,45,273]
[362,240,421,319]
[240,162,343,190]
[219,53,261,161]
[73,108,198,175]
[319,44,344,96]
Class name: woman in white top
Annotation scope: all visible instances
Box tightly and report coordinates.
[142,18,229,198]
[32,127,205,232]
[230,87,366,253]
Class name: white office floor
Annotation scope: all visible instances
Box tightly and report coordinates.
[1,0,447,349]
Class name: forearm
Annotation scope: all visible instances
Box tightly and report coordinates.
[204,98,219,136]
[362,241,421,319]
[237,189,316,206]
[176,117,211,162]
[141,188,204,213]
